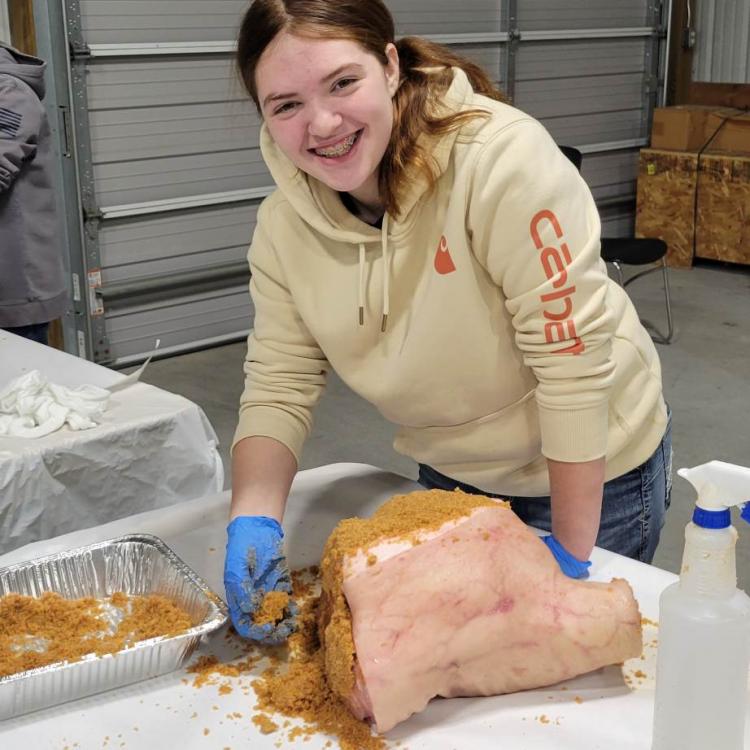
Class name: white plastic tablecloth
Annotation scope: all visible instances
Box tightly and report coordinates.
[3,462,746,750]
[0,331,223,554]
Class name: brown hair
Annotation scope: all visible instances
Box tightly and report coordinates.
[237,0,505,217]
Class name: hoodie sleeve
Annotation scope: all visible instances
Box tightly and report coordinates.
[232,198,329,461]
[467,119,616,463]
[0,76,43,193]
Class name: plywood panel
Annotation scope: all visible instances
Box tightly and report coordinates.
[8,0,35,54]
[696,153,750,265]
[635,149,698,267]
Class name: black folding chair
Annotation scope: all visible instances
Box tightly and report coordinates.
[559,145,674,344]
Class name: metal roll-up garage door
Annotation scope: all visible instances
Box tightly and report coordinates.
[511,1,667,238]
[34,0,667,364]
[66,0,261,364]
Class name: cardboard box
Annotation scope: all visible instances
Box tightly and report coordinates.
[650,106,714,152]
[636,148,698,267]
[704,109,750,156]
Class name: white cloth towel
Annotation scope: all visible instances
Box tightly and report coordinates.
[0,370,110,438]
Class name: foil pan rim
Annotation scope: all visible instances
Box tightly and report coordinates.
[0,533,228,687]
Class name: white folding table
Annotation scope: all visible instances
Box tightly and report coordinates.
[4,463,745,749]
[0,331,223,553]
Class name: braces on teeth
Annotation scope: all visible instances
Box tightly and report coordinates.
[316,133,357,157]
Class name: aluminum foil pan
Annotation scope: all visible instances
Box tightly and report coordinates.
[0,533,228,720]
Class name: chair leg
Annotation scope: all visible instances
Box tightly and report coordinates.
[612,261,625,287]
[616,259,674,345]
[661,257,674,344]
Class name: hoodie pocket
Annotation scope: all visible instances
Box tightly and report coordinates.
[393,390,541,469]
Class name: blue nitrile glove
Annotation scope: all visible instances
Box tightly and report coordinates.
[542,534,592,579]
[224,516,298,644]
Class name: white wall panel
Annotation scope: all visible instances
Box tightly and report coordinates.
[517,0,648,31]
[515,71,644,152]
[449,43,505,85]
[0,0,10,43]
[581,151,639,202]
[105,287,253,362]
[518,39,647,78]
[392,0,503,35]
[600,209,636,238]
[85,58,246,109]
[693,0,750,83]
[80,0,248,44]
[99,204,257,284]
[515,39,646,146]
[516,73,643,119]
[89,102,257,160]
[94,151,266,206]
[541,111,644,148]
[86,57,264,205]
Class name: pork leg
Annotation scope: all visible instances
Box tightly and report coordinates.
[319,490,642,733]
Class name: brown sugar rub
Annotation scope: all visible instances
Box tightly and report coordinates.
[0,591,192,678]
[318,489,505,703]
[252,714,279,734]
[186,653,261,688]
[251,593,388,750]
[252,591,291,626]
[187,565,391,748]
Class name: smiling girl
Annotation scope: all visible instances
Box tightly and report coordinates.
[223,0,672,645]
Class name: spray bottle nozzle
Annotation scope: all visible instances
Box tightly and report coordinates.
[678,461,750,530]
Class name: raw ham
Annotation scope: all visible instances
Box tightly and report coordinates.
[318,489,642,733]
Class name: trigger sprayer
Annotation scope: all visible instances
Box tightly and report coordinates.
[652,461,750,750]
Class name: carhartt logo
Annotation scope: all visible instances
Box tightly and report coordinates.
[529,209,585,355]
[434,235,456,275]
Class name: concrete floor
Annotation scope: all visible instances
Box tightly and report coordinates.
[134,260,750,591]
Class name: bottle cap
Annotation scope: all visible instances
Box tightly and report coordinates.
[692,507,731,529]
[678,462,750,524]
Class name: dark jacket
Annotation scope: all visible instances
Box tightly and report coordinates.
[0,42,67,327]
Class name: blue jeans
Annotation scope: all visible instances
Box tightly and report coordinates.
[5,323,50,345]
[418,415,673,563]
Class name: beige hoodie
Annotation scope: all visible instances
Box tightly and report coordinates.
[234,69,667,496]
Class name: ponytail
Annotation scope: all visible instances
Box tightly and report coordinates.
[236,1,506,218]
[379,37,506,217]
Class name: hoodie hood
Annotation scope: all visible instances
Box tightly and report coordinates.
[259,67,480,333]
[259,67,477,243]
[0,43,46,99]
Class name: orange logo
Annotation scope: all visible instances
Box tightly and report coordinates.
[434,235,456,275]
[529,209,585,355]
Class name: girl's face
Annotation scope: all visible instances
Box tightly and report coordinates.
[255,32,399,207]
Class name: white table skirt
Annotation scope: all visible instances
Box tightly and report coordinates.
[4,462,744,749]
[0,331,223,553]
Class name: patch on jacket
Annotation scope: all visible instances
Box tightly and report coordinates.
[0,107,22,137]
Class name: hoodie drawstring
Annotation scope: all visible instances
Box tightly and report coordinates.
[358,243,366,326]
[381,213,390,333]
[357,213,392,333]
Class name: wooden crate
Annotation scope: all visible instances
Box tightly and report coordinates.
[635,149,698,267]
[695,153,750,266]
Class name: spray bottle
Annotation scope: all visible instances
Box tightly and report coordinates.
[652,460,750,750]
